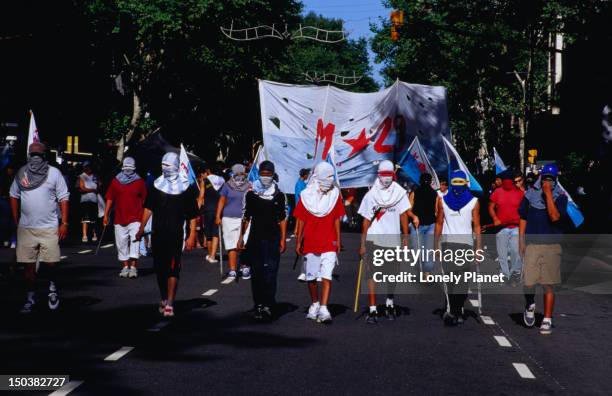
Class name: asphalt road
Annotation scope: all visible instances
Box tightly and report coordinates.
[1,234,612,396]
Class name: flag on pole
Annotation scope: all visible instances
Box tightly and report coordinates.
[26,110,39,155]
[248,145,268,182]
[179,143,198,188]
[324,146,340,184]
[398,136,440,189]
[557,181,585,228]
[442,136,483,192]
[493,147,507,175]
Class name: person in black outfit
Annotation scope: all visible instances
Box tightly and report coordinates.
[198,165,224,263]
[136,152,198,318]
[408,173,437,274]
[238,160,287,321]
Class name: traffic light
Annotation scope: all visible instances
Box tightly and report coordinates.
[390,10,404,41]
[527,149,537,164]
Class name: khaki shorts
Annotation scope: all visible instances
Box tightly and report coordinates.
[16,227,61,263]
[523,244,562,286]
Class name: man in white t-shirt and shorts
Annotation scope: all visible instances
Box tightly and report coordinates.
[358,160,418,324]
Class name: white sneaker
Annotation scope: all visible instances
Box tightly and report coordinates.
[227,270,237,280]
[48,292,60,310]
[241,267,251,280]
[540,320,552,335]
[82,236,88,243]
[206,255,219,264]
[92,235,98,242]
[163,305,175,317]
[158,300,167,314]
[128,267,138,278]
[10,242,16,249]
[317,305,332,323]
[119,267,129,278]
[20,299,35,314]
[306,302,320,320]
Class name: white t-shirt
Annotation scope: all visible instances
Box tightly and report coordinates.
[441,196,478,245]
[358,191,411,247]
[10,167,70,228]
[79,173,98,203]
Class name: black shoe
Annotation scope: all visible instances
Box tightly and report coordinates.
[384,305,396,321]
[366,311,378,324]
[253,305,264,320]
[443,312,458,326]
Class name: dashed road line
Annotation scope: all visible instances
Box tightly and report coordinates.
[78,249,92,254]
[494,335,512,347]
[49,380,84,396]
[481,315,495,325]
[147,321,170,332]
[104,346,134,361]
[101,243,114,249]
[221,277,234,285]
[60,256,67,260]
[469,299,480,307]
[513,363,536,379]
[202,289,218,296]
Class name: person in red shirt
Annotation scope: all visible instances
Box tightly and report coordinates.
[103,157,147,279]
[488,169,524,284]
[294,162,344,324]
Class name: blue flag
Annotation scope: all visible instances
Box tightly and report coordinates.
[494,147,507,175]
[442,136,483,192]
[248,145,268,182]
[557,181,585,228]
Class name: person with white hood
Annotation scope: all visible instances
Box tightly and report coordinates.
[103,157,147,278]
[135,152,198,318]
[358,160,417,324]
[294,162,345,323]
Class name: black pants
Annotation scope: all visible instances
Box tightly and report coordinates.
[152,231,183,298]
[442,242,472,316]
[247,238,280,308]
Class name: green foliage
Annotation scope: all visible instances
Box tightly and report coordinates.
[99,111,158,145]
[79,0,377,161]
[371,0,608,164]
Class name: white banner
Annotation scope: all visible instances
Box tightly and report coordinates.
[259,80,451,193]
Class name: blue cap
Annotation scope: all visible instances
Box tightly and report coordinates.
[541,163,558,178]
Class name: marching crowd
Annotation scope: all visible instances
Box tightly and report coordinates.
[3,141,577,335]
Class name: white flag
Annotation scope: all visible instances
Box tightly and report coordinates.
[179,144,198,188]
[26,111,39,154]
[442,136,483,192]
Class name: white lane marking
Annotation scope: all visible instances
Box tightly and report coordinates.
[60,256,67,260]
[147,321,170,332]
[221,277,234,284]
[469,299,480,307]
[494,336,512,347]
[513,363,536,379]
[101,243,114,248]
[49,380,84,396]
[78,249,92,254]
[104,346,134,361]
[481,315,495,325]
[202,289,218,296]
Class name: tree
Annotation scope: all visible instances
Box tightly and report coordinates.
[81,2,377,162]
[371,0,604,171]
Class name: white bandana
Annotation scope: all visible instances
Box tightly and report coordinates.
[154,152,188,195]
[300,162,339,217]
